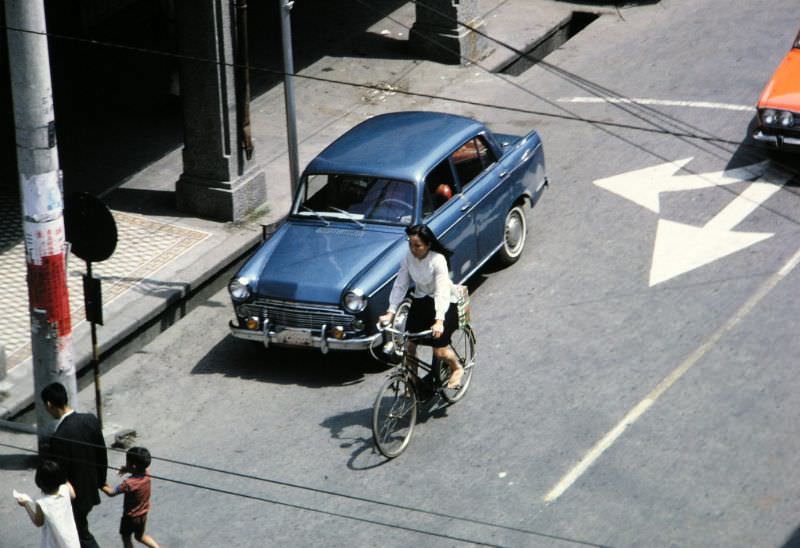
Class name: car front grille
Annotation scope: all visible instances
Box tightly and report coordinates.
[238,298,357,331]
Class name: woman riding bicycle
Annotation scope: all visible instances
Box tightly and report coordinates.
[379,224,463,389]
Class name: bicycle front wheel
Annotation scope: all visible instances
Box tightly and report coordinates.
[441,324,476,404]
[372,374,418,458]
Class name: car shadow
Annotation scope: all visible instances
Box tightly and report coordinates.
[190,334,390,389]
[726,116,800,178]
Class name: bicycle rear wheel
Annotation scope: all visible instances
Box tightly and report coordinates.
[372,374,418,458]
[440,324,476,403]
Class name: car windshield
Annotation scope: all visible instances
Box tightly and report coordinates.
[295,174,416,225]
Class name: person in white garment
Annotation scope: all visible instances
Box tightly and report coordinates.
[380,224,463,389]
[17,460,80,548]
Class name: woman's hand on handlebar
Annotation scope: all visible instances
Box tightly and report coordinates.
[431,319,444,338]
[379,311,395,327]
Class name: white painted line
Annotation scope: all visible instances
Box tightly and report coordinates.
[705,181,783,230]
[544,244,800,503]
[558,97,754,112]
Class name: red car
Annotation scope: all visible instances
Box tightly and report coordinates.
[753,30,800,149]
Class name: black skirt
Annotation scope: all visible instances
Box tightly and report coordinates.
[406,296,458,348]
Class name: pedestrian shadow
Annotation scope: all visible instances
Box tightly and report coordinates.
[0,453,38,471]
[190,334,390,389]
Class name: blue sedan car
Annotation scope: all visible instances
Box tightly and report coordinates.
[228,111,548,352]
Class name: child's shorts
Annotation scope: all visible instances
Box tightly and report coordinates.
[120,514,147,537]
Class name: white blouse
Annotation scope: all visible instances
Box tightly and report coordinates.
[388,250,457,320]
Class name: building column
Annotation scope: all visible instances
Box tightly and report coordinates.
[409,0,488,65]
[174,0,266,222]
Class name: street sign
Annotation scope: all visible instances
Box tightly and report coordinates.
[82,273,103,325]
[64,192,117,263]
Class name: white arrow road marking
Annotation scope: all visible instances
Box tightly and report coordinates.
[649,179,787,286]
[594,158,788,286]
[593,158,769,213]
[558,96,754,112]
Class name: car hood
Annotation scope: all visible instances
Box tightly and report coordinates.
[253,222,401,303]
[759,49,800,111]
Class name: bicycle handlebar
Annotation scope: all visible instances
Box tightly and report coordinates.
[377,323,433,339]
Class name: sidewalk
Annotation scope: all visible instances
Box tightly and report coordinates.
[0,0,594,420]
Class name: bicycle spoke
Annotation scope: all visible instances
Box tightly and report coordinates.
[372,375,417,458]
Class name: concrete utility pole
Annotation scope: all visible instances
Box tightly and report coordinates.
[279,0,300,195]
[4,0,77,447]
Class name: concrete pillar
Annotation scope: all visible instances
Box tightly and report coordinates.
[410,0,488,65]
[174,0,266,222]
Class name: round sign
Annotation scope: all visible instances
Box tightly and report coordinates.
[64,192,117,263]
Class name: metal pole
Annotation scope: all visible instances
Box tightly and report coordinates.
[86,262,103,430]
[4,0,77,449]
[279,0,300,195]
[236,0,254,160]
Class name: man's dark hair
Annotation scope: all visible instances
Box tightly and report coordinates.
[40,382,68,408]
[126,446,152,473]
[35,460,65,494]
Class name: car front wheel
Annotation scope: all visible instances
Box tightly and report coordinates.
[496,204,527,266]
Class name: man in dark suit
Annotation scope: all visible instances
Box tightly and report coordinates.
[42,382,108,548]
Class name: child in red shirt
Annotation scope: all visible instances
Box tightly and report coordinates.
[102,446,160,548]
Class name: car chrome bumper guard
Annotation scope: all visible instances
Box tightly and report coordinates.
[752,129,800,148]
[229,320,381,353]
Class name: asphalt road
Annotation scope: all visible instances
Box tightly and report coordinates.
[2,1,800,546]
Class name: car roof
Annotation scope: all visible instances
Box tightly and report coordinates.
[304,111,485,183]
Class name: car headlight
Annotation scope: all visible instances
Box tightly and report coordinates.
[762,109,777,126]
[779,110,795,128]
[343,289,367,312]
[229,277,251,301]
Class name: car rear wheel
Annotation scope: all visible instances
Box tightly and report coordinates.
[496,205,527,266]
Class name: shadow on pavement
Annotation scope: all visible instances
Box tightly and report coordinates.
[190,335,389,388]
[318,406,390,471]
[320,388,452,470]
[0,0,413,234]
[0,452,38,471]
[782,525,800,548]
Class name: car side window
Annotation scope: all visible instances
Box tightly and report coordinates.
[451,135,496,189]
[422,160,457,218]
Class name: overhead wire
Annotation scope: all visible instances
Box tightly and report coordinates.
[0,3,798,541]
[0,21,757,147]
[368,0,744,155]
[0,436,608,547]
[358,0,800,224]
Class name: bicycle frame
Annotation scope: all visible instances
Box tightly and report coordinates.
[371,321,476,458]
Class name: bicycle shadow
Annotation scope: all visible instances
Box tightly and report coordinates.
[319,407,387,471]
[320,396,452,469]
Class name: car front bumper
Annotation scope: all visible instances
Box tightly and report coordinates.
[229,320,381,353]
[752,128,800,148]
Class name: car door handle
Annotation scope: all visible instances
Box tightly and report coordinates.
[460,201,472,212]
[498,170,508,178]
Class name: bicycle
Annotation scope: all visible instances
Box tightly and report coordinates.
[370,300,476,458]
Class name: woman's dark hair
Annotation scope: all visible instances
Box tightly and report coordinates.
[35,460,65,494]
[126,446,152,472]
[405,224,453,265]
